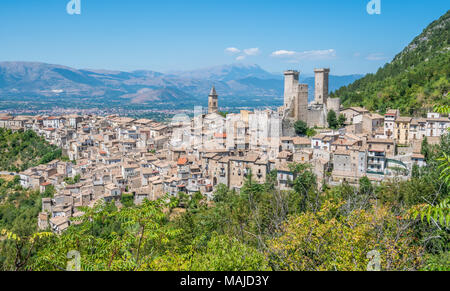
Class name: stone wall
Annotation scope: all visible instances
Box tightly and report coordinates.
[307,105,328,128]
[327,98,341,115]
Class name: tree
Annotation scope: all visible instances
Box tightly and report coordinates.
[0,229,53,271]
[190,234,270,271]
[327,110,338,129]
[413,105,450,229]
[306,128,317,138]
[31,199,181,271]
[359,176,373,196]
[411,164,420,179]
[218,111,229,118]
[338,114,346,128]
[289,163,319,213]
[268,200,424,271]
[422,137,430,161]
[294,120,308,136]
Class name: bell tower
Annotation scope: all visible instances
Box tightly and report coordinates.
[208,86,218,114]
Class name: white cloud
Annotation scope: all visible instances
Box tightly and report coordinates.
[271,49,336,62]
[225,47,241,54]
[243,48,260,56]
[366,53,387,61]
[225,47,260,61]
[271,50,296,57]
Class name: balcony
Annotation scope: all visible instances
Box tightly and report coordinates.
[367,170,384,175]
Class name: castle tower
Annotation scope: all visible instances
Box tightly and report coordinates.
[295,83,309,123]
[284,70,300,110]
[314,68,330,105]
[208,86,218,114]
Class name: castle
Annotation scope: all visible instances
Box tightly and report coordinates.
[205,68,341,137]
[279,68,341,135]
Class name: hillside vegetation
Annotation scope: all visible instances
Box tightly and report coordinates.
[0,128,62,172]
[331,10,450,115]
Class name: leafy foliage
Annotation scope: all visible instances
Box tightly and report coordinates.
[294,120,308,135]
[327,110,338,129]
[268,200,423,271]
[0,177,53,270]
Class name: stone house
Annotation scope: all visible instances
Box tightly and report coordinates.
[409,118,427,140]
[367,138,395,158]
[276,163,294,191]
[394,117,412,145]
[341,107,369,125]
[362,113,384,134]
[384,109,399,138]
[49,216,70,235]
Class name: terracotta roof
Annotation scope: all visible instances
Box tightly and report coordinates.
[332,139,354,146]
[334,149,350,156]
[346,107,369,113]
[369,145,386,152]
[396,117,412,123]
[412,153,425,159]
[367,138,394,144]
[214,133,227,138]
[293,137,310,145]
[177,157,188,165]
[280,137,294,141]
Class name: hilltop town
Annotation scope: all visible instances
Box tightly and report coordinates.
[0,69,448,234]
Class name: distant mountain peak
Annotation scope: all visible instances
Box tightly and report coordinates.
[168,63,278,81]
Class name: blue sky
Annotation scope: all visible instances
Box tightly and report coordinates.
[0,0,448,75]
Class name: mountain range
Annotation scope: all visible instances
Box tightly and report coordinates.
[0,62,362,109]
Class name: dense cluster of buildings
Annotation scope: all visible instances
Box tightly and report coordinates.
[0,68,448,234]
